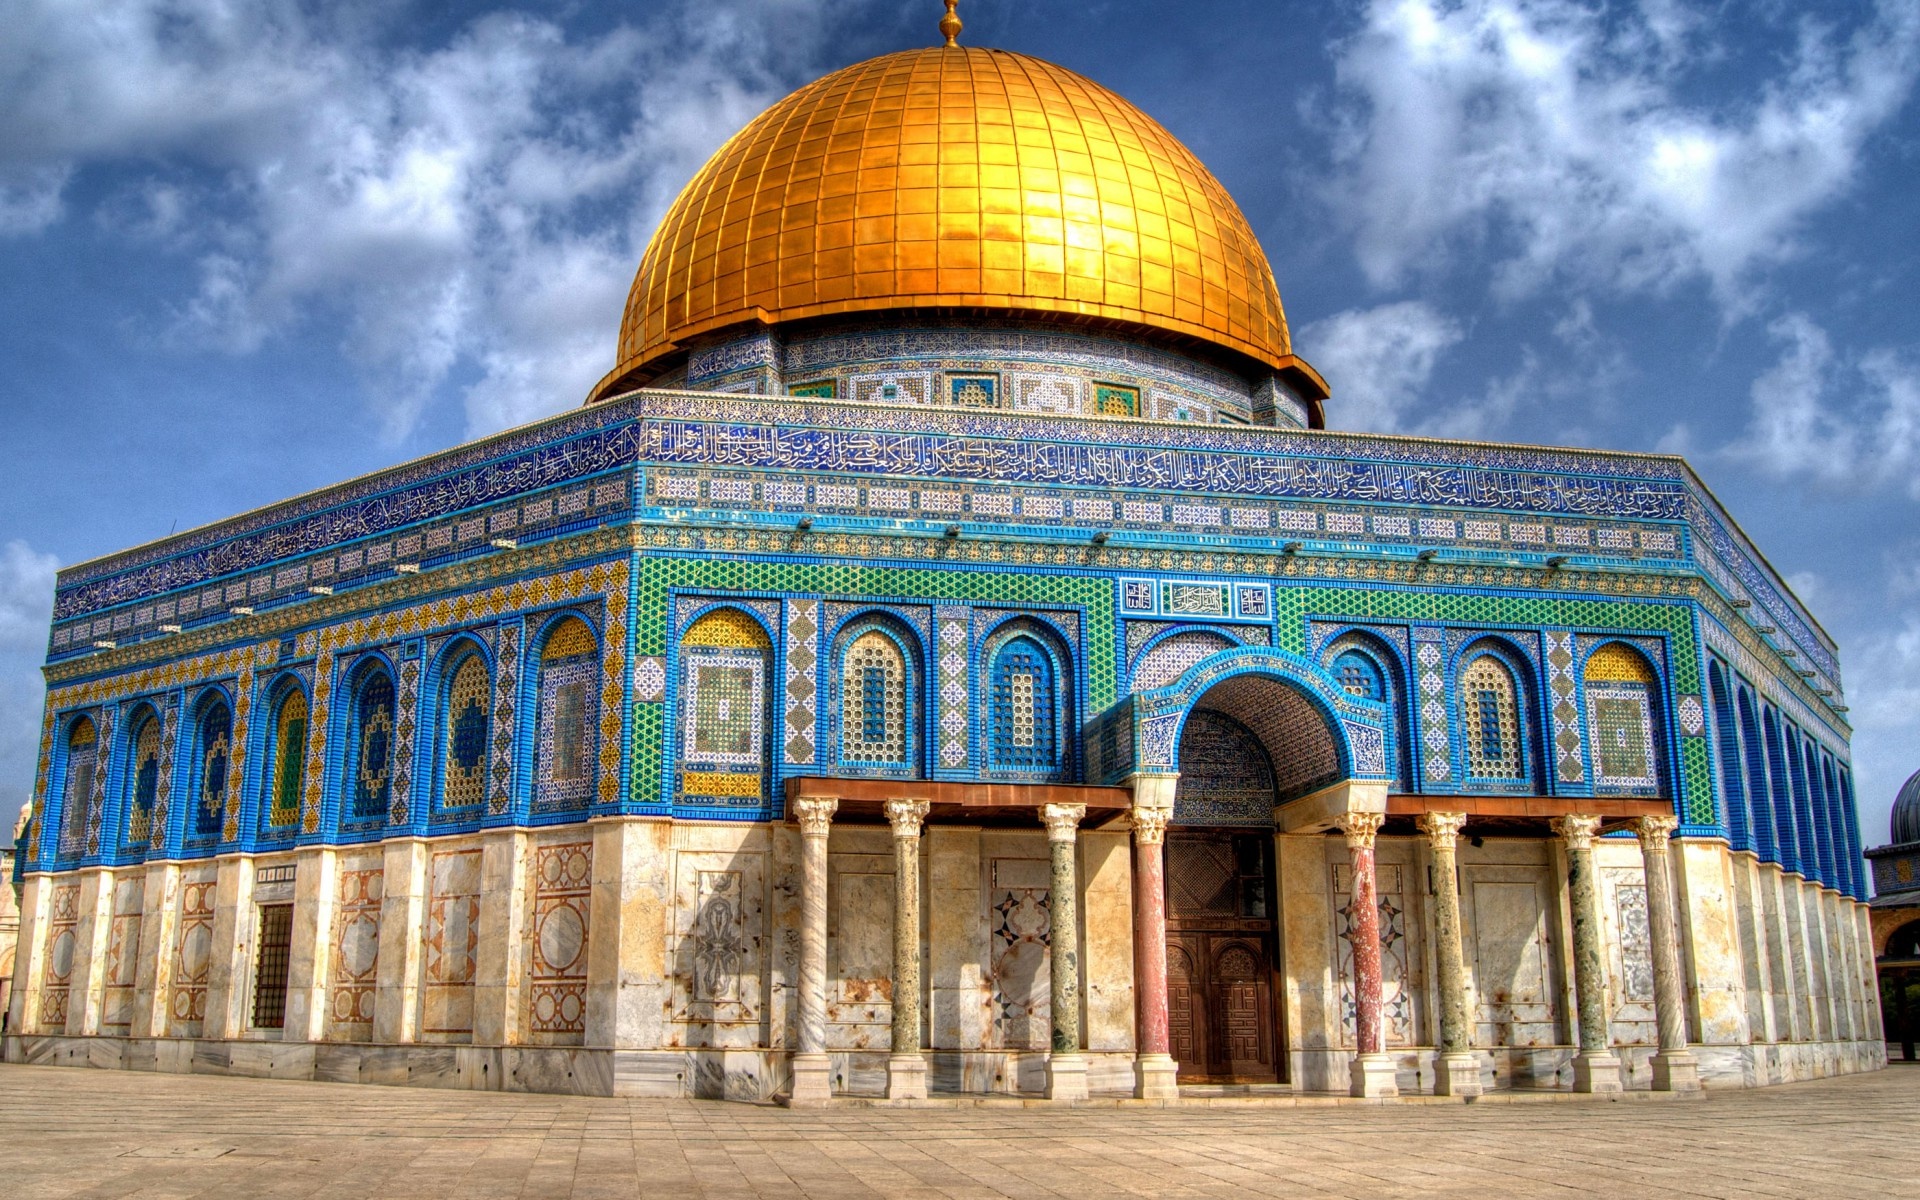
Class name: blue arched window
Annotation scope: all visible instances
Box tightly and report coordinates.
[261,684,309,835]
[1460,653,1525,783]
[1707,663,1750,851]
[833,620,918,776]
[1760,707,1798,873]
[439,648,491,814]
[987,633,1063,777]
[56,714,99,859]
[347,664,397,822]
[532,616,599,815]
[1736,689,1777,861]
[192,698,232,840]
[123,707,162,851]
[1324,635,1411,791]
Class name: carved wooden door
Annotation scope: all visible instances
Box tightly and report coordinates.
[1164,831,1282,1083]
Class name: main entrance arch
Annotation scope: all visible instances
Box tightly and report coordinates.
[1162,671,1354,1085]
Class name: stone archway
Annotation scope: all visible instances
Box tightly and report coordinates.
[1161,672,1350,1085]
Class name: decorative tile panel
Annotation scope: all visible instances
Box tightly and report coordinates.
[783,600,819,766]
[936,606,970,769]
[1544,630,1585,785]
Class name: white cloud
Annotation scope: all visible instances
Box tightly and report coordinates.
[1838,609,1920,849]
[1728,313,1920,495]
[0,0,828,437]
[1296,301,1465,432]
[0,540,59,841]
[1326,0,1920,307]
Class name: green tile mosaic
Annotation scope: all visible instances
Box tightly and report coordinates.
[1272,584,1707,823]
[626,554,1116,809]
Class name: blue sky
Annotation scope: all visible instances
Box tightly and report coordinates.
[2,0,1916,854]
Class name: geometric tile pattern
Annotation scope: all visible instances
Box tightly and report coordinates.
[488,622,520,816]
[84,707,113,857]
[388,659,417,827]
[150,696,179,850]
[222,662,254,845]
[1676,693,1706,738]
[936,606,969,769]
[783,599,819,765]
[1544,630,1585,784]
[529,841,591,1036]
[1413,628,1451,783]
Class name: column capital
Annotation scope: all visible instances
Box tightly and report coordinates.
[1417,811,1469,849]
[1129,804,1172,845]
[1335,810,1385,849]
[1635,813,1679,851]
[1041,802,1086,843]
[1551,813,1603,851]
[793,796,838,837]
[885,798,930,839]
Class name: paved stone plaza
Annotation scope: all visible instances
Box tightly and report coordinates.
[1,1063,1912,1198]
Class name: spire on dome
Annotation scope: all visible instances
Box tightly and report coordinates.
[940,0,961,46]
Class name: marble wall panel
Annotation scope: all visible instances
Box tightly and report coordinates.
[1461,858,1563,1050]
[101,874,144,1031]
[1330,847,1422,1048]
[423,849,481,1038]
[1599,865,1658,1047]
[825,830,894,1051]
[330,860,384,1038]
[985,852,1051,1051]
[38,883,79,1031]
[529,840,591,1039]
[668,826,768,1050]
[167,871,217,1037]
[927,827,988,1053]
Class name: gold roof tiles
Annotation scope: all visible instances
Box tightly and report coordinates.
[592,46,1311,401]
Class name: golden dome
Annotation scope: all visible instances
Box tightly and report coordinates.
[590,45,1324,402]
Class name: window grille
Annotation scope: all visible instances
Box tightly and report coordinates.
[250,903,295,1029]
[195,702,232,837]
[1333,650,1384,700]
[350,672,395,820]
[268,691,307,830]
[1461,656,1522,780]
[443,654,490,810]
[127,712,160,847]
[989,638,1057,773]
[842,631,906,765]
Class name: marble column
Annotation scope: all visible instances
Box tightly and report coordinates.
[789,796,836,1106]
[1042,801,1088,1101]
[1553,814,1623,1093]
[1636,815,1701,1091]
[1419,811,1480,1097]
[885,798,930,1101]
[1129,774,1179,1101]
[1338,810,1398,1098]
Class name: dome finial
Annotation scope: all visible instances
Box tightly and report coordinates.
[939,0,962,46]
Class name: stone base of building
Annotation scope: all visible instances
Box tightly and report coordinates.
[1287,1040,1885,1097]
[5,1035,1888,1103]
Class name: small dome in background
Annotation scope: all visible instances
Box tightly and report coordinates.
[1894,768,1920,844]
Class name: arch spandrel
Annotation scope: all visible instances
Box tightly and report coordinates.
[1114,646,1392,786]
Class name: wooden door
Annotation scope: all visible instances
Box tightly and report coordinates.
[1165,832,1282,1083]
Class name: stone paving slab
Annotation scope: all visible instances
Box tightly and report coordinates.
[0,1062,1912,1199]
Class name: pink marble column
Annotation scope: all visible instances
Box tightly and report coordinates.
[1129,777,1177,1100]
[1338,810,1398,1097]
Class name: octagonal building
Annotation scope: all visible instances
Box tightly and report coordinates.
[5,26,1881,1101]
